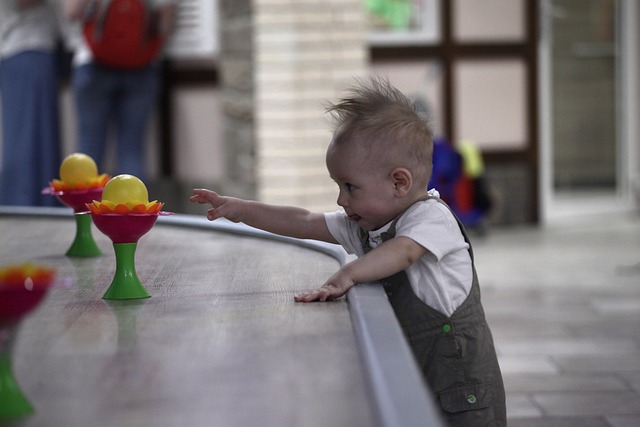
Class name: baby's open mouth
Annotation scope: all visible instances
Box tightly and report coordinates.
[348,213,361,222]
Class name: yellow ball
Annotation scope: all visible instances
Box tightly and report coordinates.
[102,174,149,205]
[59,153,98,186]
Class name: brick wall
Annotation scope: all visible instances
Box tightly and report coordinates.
[221,0,368,211]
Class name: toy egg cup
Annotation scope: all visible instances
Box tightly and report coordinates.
[88,212,171,300]
[42,187,103,257]
[0,265,55,418]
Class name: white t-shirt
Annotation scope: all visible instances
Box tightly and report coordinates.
[324,191,473,316]
[0,1,60,59]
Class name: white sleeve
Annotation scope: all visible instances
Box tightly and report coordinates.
[323,210,365,256]
[395,200,469,261]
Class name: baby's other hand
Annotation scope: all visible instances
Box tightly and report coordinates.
[190,188,244,222]
[294,273,355,302]
[294,285,342,302]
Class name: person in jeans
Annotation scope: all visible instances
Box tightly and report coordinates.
[63,0,176,179]
[0,0,62,206]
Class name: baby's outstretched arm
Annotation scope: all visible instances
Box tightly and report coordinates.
[190,188,337,242]
[295,236,427,302]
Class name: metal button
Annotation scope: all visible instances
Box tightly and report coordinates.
[467,394,477,404]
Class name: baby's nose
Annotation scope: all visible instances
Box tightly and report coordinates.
[336,191,348,208]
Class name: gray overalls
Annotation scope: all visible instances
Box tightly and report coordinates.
[359,198,506,426]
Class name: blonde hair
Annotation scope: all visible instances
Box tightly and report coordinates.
[325,76,433,186]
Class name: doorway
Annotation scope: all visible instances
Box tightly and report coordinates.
[540,0,637,221]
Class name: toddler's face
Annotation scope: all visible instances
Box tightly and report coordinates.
[326,142,400,231]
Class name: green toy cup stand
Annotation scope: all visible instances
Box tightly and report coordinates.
[101,243,150,300]
[42,187,104,257]
[66,213,102,257]
[0,332,34,418]
[89,212,170,300]
[0,264,55,418]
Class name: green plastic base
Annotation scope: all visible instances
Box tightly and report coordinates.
[66,213,102,257]
[0,353,33,418]
[102,243,151,300]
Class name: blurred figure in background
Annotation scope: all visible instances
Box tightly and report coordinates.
[0,0,62,206]
[63,0,177,180]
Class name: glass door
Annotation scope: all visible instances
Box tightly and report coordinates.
[540,0,636,220]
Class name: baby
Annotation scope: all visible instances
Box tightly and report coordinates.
[190,77,506,426]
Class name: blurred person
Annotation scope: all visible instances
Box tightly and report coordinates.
[0,0,62,206]
[63,0,177,180]
[191,77,506,426]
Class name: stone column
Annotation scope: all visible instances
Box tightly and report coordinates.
[219,0,257,199]
[220,0,368,211]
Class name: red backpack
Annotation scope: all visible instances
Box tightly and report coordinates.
[83,0,165,69]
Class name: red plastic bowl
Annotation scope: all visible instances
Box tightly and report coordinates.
[0,289,49,322]
[43,187,104,213]
[0,268,55,321]
[90,213,160,244]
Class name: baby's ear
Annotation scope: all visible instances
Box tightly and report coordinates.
[391,168,412,196]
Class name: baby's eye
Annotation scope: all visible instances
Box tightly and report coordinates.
[345,183,355,192]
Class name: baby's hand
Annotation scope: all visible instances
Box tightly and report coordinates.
[294,271,355,302]
[190,188,245,222]
[294,284,343,302]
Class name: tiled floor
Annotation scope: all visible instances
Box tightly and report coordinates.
[472,213,640,427]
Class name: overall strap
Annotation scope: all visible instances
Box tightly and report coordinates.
[431,197,476,262]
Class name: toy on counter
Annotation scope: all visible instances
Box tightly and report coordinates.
[86,174,169,300]
[42,153,110,257]
[0,263,56,418]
